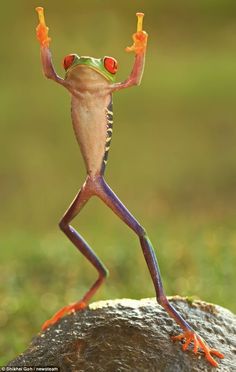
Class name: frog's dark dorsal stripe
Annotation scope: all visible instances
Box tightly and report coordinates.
[101,100,113,174]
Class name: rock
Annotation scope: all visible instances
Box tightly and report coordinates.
[7,297,236,372]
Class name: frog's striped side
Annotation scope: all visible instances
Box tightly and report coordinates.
[101,100,113,174]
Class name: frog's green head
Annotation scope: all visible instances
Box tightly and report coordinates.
[63,54,118,83]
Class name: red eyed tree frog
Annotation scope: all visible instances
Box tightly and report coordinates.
[35,7,224,367]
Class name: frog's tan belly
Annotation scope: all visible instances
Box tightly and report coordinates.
[71,95,110,176]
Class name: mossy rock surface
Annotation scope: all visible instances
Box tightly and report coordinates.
[7,297,236,371]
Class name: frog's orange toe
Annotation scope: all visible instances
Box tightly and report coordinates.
[35,7,51,47]
[172,330,224,367]
[126,31,148,55]
[41,301,87,331]
[36,25,51,47]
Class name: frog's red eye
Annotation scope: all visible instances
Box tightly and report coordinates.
[63,54,76,70]
[104,57,118,74]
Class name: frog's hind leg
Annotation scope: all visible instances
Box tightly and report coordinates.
[41,177,108,330]
[95,176,224,367]
[95,177,189,329]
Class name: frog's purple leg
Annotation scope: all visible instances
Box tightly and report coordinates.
[110,52,146,92]
[36,7,70,89]
[41,178,108,330]
[95,176,224,367]
[95,177,191,330]
[110,13,147,92]
[39,46,66,86]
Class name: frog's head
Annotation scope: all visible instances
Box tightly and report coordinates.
[63,54,118,83]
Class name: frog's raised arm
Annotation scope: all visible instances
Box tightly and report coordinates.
[35,7,69,89]
[110,13,148,92]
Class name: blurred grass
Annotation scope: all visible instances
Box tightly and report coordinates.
[1,219,235,364]
[0,0,236,365]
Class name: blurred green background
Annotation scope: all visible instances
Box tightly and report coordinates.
[0,0,236,364]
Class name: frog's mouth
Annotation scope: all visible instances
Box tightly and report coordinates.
[65,56,116,83]
[76,64,114,82]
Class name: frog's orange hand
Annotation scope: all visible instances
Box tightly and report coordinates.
[41,300,87,331]
[172,330,224,367]
[126,13,148,55]
[35,7,51,47]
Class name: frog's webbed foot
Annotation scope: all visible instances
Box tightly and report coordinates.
[172,330,224,367]
[35,7,51,47]
[126,12,148,55]
[41,300,87,331]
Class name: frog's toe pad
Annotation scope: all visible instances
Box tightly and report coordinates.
[172,330,224,367]
[41,301,87,331]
